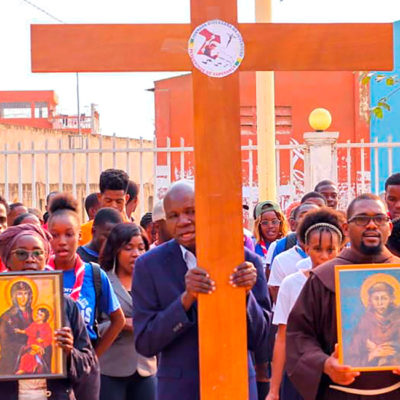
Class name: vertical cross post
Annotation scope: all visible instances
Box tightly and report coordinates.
[191,1,249,398]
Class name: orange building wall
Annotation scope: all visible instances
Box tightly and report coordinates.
[0,90,57,130]
[154,71,370,206]
[0,91,97,135]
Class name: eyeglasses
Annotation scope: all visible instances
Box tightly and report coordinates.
[260,219,280,227]
[348,214,390,227]
[11,249,45,261]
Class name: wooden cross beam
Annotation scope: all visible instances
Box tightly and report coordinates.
[31,1,393,398]
[32,23,393,72]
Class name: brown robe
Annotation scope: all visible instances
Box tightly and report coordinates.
[286,248,400,400]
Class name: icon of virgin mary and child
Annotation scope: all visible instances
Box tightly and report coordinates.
[345,273,400,367]
[0,280,53,376]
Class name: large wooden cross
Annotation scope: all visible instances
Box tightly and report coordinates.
[31,1,393,398]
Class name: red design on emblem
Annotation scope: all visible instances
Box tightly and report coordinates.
[197,28,221,59]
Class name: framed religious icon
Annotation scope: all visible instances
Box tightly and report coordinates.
[0,271,65,380]
[335,264,400,372]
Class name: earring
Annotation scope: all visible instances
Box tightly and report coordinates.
[112,256,117,273]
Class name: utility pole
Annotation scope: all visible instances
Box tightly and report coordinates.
[255,0,277,201]
[76,72,81,135]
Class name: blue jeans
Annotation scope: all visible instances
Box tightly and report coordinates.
[100,372,156,400]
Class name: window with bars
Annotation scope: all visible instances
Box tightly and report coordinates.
[239,105,293,135]
[275,106,292,136]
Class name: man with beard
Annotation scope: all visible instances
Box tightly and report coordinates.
[132,180,271,400]
[286,193,400,400]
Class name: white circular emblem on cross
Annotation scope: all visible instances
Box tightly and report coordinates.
[188,19,245,78]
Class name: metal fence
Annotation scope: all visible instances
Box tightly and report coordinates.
[274,138,399,209]
[0,136,398,216]
[0,135,154,218]
[337,138,399,194]
[153,137,400,210]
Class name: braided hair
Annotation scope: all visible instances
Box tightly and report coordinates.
[297,207,346,247]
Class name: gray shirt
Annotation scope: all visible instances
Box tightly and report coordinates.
[98,271,157,377]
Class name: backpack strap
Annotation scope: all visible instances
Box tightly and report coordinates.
[89,262,103,322]
[284,232,297,251]
[270,233,298,265]
[271,237,286,263]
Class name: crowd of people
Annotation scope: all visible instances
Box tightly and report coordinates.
[1,169,400,399]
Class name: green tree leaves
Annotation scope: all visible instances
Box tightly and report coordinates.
[360,72,399,119]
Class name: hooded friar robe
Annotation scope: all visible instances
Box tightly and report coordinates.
[286,248,400,400]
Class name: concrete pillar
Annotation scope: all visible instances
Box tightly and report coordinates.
[303,131,339,192]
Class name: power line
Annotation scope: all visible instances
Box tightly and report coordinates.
[20,0,64,23]
[20,0,84,135]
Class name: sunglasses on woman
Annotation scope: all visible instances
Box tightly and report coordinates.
[260,219,280,227]
[11,249,45,261]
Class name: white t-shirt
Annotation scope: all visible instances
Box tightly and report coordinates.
[268,246,307,287]
[273,271,308,325]
[296,257,312,271]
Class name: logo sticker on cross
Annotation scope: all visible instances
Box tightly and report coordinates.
[188,19,245,78]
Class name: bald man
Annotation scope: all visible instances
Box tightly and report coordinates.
[132,181,271,400]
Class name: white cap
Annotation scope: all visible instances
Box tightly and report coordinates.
[152,200,166,222]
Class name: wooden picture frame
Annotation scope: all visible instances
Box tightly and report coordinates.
[0,271,65,380]
[335,263,400,372]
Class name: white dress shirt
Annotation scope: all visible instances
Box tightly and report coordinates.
[180,245,197,270]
